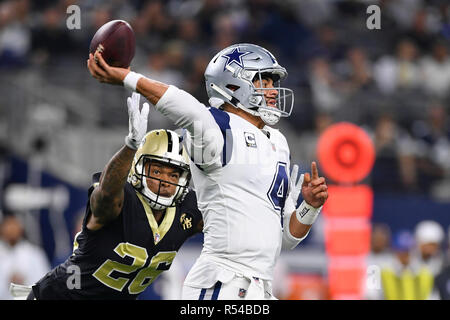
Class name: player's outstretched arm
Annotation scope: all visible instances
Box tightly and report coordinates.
[282,162,328,249]
[88,93,149,230]
[87,51,223,168]
[87,52,169,105]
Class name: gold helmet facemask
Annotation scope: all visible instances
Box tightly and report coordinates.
[128,129,191,210]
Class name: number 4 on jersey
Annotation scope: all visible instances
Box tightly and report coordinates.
[267,162,289,212]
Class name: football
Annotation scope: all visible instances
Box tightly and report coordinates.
[89,20,135,68]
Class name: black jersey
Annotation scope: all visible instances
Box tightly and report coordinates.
[31,173,202,300]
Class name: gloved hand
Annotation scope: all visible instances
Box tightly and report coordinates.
[284,164,303,218]
[284,162,327,225]
[124,92,150,150]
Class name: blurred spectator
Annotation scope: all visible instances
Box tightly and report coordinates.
[195,0,225,44]
[380,230,435,300]
[370,114,418,193]
[412,103,449,194]
[137,50,183,88]
[441,3,450,40]
[402,8,441,53]
[211,13,239,53]
[30,5,75,66]
[78,6,113,52]
[0,215,50,299]
[384,0,423,31]
[176,18,205,55]
[183,53,210,104]
[335,47,374,92]
[311,25,346,62]
[420,40,450,98]
[308,57,345,114]
[295,112,333,173]
[373,38,421,94]
[0,0,31,68]
[412,220,445,276]
[364,223,394,300]
[134,0,174,38]
[294,0,334,29]
[435,226,450,300]
[369,223,393,266]
[164,40,187,73]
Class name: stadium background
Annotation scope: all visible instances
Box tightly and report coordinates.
[0,0,449,299]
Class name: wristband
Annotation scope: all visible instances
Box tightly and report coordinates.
[295,201,322,225]
[123,71,143,92]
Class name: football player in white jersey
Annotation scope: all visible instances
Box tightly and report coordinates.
[87,43,328,300]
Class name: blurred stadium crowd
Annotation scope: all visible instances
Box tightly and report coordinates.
[0,0,449,299]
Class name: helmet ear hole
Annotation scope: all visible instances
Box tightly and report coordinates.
[226,84,240,92]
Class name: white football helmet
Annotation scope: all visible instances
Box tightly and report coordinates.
[128,129,191,210]
[205,43,294,125]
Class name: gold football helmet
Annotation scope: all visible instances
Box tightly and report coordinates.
[128,129,191,210]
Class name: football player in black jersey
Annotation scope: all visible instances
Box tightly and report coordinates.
[18,93,203,299]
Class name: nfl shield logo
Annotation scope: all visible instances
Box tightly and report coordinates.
[238,288,247,298]
[154,233,160,243]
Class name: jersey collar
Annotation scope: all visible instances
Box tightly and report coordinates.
[136,192,176,245]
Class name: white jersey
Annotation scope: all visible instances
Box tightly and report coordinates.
[156,86,290,287]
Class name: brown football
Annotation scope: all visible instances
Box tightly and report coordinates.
[89,20,135,68]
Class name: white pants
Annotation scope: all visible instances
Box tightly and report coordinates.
[182,275,277,300]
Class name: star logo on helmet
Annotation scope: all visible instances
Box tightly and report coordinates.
[221,47,252,71]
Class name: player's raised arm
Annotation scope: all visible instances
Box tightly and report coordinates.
[87,52,169,105]
[87,52,224,168]
[88,93,149,230]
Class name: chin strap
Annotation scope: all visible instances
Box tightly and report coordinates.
[258,108,281,125]
[141,178,176,210]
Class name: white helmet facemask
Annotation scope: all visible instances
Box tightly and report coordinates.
[136,157,189,211]
[141,176,178,211]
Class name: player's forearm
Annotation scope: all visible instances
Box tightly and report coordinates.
[282,209,311,250]
[136,76,169,105]
[98,145,135,195]
[289,213,312,238]
[90,145,136,221]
